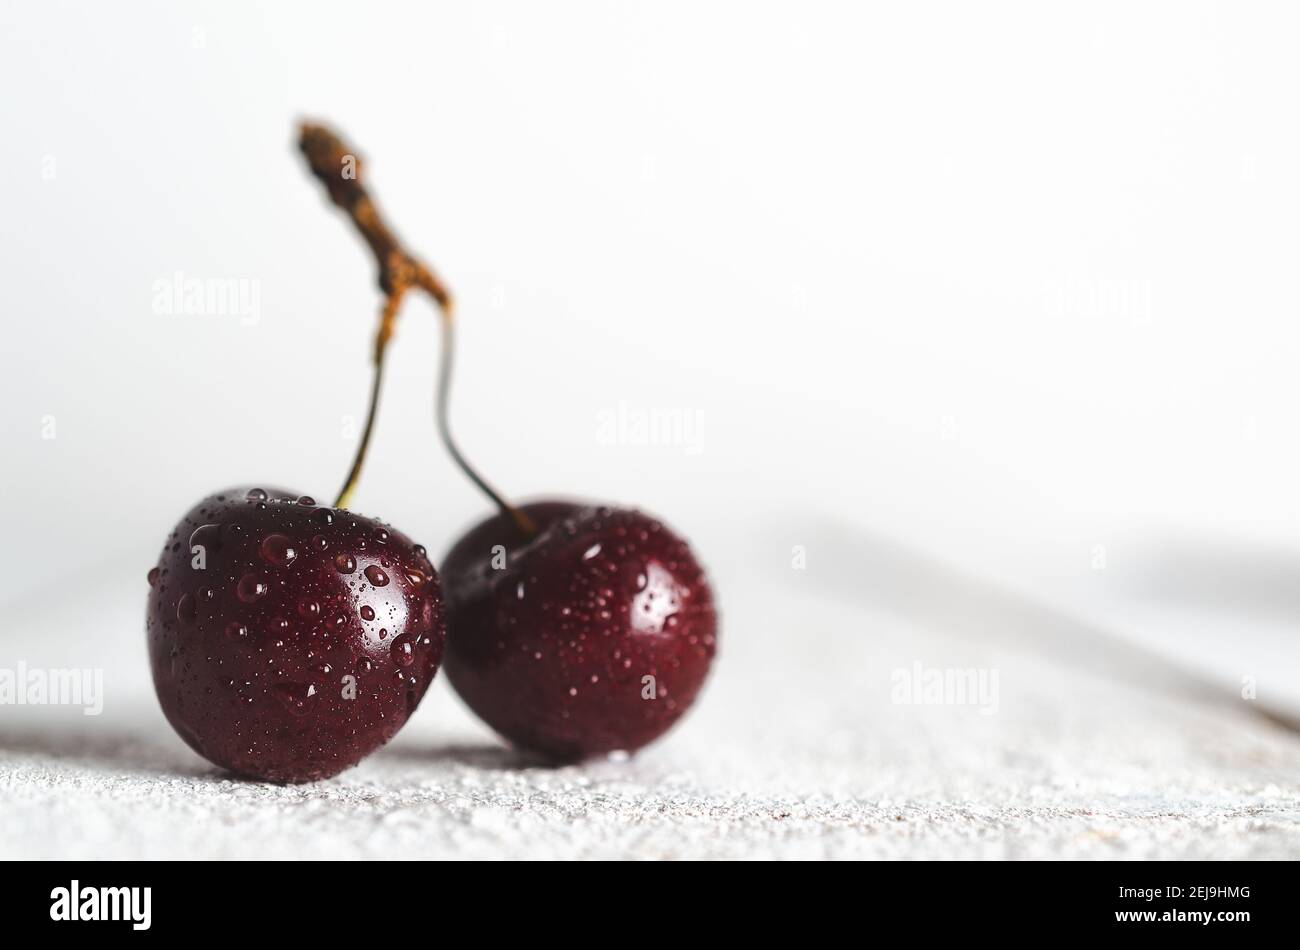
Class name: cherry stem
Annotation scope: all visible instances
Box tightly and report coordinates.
[334,291,402,509]
[436,307,536,535]
[334,350,385,510]
[299,121,533,531]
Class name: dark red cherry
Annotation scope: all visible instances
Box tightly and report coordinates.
[440,501,718,760]
[145,486,445,783]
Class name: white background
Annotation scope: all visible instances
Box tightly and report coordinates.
[2,1,1298,712]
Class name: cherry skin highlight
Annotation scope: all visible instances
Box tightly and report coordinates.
[146,486,445,783]
[440,501,718,760]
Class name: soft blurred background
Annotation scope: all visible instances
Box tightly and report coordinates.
[2,0,1298,725]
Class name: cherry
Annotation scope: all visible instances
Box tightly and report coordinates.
[146,488,444,782]
[441,501,717,760]
[412,197,718,759]
[142,124,458,783]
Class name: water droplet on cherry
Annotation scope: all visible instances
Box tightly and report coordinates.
[259,533,297,567]
[272,681,317,716]
[237,572,270,602]
[391,635,414,667]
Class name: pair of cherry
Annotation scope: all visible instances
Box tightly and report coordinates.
[144,125,717,783]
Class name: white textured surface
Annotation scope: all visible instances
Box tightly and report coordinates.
[2,525,1299,860]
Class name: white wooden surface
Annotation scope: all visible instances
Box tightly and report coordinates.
[2,529,1298,860]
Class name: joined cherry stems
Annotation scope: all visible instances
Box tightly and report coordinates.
[298,121,534,535]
